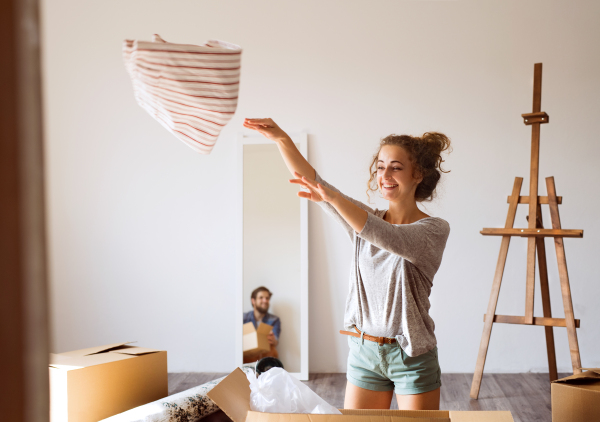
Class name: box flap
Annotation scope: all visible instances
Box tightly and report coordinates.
[58,341,136,357]
[340,410,449,418]
[244,322,257,335]
[553,368,600,384]
[49,353,85,370]
[339,410,512,422]
[247,413,448,422]
[108,345,163,356]
[257,323,274,335]
[49,351,134,370]
[206,367,251,422]
[449,411,514,422]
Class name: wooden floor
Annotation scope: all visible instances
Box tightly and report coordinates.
[169,372,566,422]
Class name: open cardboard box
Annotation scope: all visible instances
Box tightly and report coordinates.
[49,341,168,422]
[551,367,600,422]
[243,322,273,356]
[207,368,514,422]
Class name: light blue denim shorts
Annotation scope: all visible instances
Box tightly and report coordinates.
[346,335,441,395]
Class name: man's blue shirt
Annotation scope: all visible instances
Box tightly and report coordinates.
[243,311,281,340]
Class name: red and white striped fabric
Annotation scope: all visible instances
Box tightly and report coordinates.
[123,34,242,154]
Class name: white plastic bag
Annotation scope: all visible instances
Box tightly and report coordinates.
[247,368,342,415]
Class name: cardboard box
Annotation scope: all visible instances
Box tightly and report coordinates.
[49,342,168,422]
[551,368,600,422]
[207,368,514,422]
[243,322,273,356]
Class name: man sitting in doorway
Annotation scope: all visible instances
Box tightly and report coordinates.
[243,286,281,363]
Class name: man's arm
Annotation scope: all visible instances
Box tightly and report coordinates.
[267,332,279,347]
[268,317,281,347]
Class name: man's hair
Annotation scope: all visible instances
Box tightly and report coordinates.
[251,286,272,301]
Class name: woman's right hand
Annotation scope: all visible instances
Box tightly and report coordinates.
[244,117,318,186]
[243,118,290,143]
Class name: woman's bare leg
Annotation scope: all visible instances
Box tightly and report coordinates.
[344,381,393,409]
[396,387,440,410]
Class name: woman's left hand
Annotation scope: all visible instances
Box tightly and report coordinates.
[289,171,338,203]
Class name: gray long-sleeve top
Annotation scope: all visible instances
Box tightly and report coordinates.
[315,172,450,357]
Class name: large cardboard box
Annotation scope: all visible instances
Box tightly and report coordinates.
[207,368,514,422]
[49,342,168,422]
[551,368,600,422]
[243,322,273,356]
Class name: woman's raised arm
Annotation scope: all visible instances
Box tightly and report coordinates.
[243,118,315,180]
[244,118,373,234]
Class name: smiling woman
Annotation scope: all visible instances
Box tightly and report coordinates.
[243,118,452,411]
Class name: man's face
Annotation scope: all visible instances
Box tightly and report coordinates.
[252,291,270,314]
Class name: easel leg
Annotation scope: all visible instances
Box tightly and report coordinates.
[554,239,582,373]
[535,205,558,381]
[525,238,536,324]
[470,178,523,399]
[470,236,510,399]
[546,177,582,374]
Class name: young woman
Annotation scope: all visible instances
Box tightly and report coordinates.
[243,118,451,411]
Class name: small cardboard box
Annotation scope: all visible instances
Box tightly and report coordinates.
[551,368,600,422]
[49,342,168,422]
[207,368,514,422]
[243,322,273,356]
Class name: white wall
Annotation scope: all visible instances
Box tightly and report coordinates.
[42,0,600,373]
[243,143,301,373]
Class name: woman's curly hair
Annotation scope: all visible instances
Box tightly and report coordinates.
[367,132,452,203]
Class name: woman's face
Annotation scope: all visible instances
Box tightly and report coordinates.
[376,145,422,202]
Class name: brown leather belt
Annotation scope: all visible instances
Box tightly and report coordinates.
[339,326,397,346]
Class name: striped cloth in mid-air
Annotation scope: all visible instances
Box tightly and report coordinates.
[123,34,242,154]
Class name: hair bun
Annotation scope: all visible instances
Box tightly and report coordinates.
[420,132,452,173]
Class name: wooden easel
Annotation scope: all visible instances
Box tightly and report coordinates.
[470,63,583,399]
